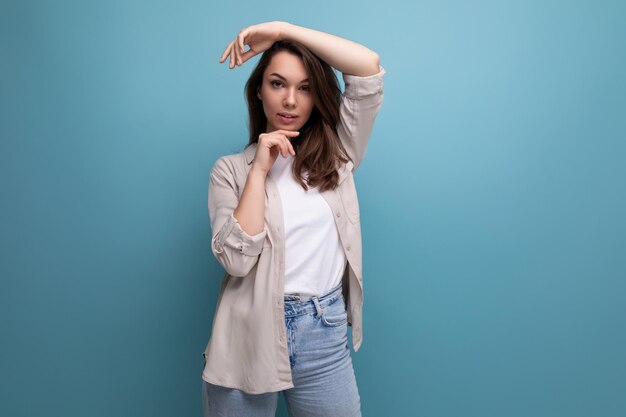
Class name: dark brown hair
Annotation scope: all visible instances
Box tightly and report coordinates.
[244,39,350,192]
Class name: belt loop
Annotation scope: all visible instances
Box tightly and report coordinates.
[311,296,323,318]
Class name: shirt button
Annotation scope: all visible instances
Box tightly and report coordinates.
[336,212,341,217]
[346,245,351,251]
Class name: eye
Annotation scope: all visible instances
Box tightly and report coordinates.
[270,80,310,92]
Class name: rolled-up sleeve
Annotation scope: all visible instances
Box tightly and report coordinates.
[208,157,268,277]
[337,64,386,172]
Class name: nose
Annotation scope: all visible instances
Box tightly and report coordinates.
[283,87,297,107]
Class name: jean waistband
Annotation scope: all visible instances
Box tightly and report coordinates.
[283,283,343,318]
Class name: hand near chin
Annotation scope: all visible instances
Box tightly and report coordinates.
[218,21,287,69]
[252,130,298,174]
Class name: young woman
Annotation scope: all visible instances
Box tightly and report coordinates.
[201,21,385,417]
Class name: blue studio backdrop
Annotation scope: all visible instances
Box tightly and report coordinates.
[1,1,625,416]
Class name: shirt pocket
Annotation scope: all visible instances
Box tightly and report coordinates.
[339,176,361,224]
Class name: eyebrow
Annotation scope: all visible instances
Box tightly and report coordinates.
[269,73,309,83]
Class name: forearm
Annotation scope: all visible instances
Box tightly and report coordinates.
[279,22,380,77]
[233,166,267,236]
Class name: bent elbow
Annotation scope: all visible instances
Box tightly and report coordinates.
[211,239,260,278]
[221,257,259,278]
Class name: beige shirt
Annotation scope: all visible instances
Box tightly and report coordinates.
[202,64,386,394]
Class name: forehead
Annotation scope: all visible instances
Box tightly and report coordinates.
[264,51,308,81]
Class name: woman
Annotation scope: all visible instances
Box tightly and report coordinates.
[202,21,385,417]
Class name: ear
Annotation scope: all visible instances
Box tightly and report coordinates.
[257,88,262,100]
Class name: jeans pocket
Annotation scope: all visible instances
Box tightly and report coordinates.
[320,302,348,327]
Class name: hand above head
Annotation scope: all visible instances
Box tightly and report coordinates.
[218,21,287,69]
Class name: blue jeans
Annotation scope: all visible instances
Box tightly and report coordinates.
[201,283,362,417]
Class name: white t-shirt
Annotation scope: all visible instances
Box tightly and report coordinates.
[269,152,347,297]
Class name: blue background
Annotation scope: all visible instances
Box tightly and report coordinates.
[1,1,625,416]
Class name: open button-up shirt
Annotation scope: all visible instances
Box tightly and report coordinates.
[202,65,386,394]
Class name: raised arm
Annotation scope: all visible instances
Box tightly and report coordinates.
[278,22,380,77]
[223,20,379,76]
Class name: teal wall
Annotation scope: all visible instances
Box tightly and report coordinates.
[1,1,624,416]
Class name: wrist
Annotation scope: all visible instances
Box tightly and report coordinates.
[278,21,292,40]
[249,164,268,178]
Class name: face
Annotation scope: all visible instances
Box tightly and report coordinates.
[257,51,315,133]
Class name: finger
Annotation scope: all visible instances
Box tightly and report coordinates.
[233,40,240,67]
[286,142,295,156]
[228,42,235,69]
[240,49,255,65]
[237,33,244,65]
[282,137,291,157]
[219,45,228,63]
[266,136,282,152]
[219,40,233,63]
[235,35,243,66]
[287,132,298,155]
[268,138,284,157]
[279,137,293,157]
[283,136,292,153]
[276,137,286,157]
[238,30,246,55]
[260,135,272,148]
[282,130,300,136]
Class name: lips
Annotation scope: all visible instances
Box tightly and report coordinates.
[277,113,298,118]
